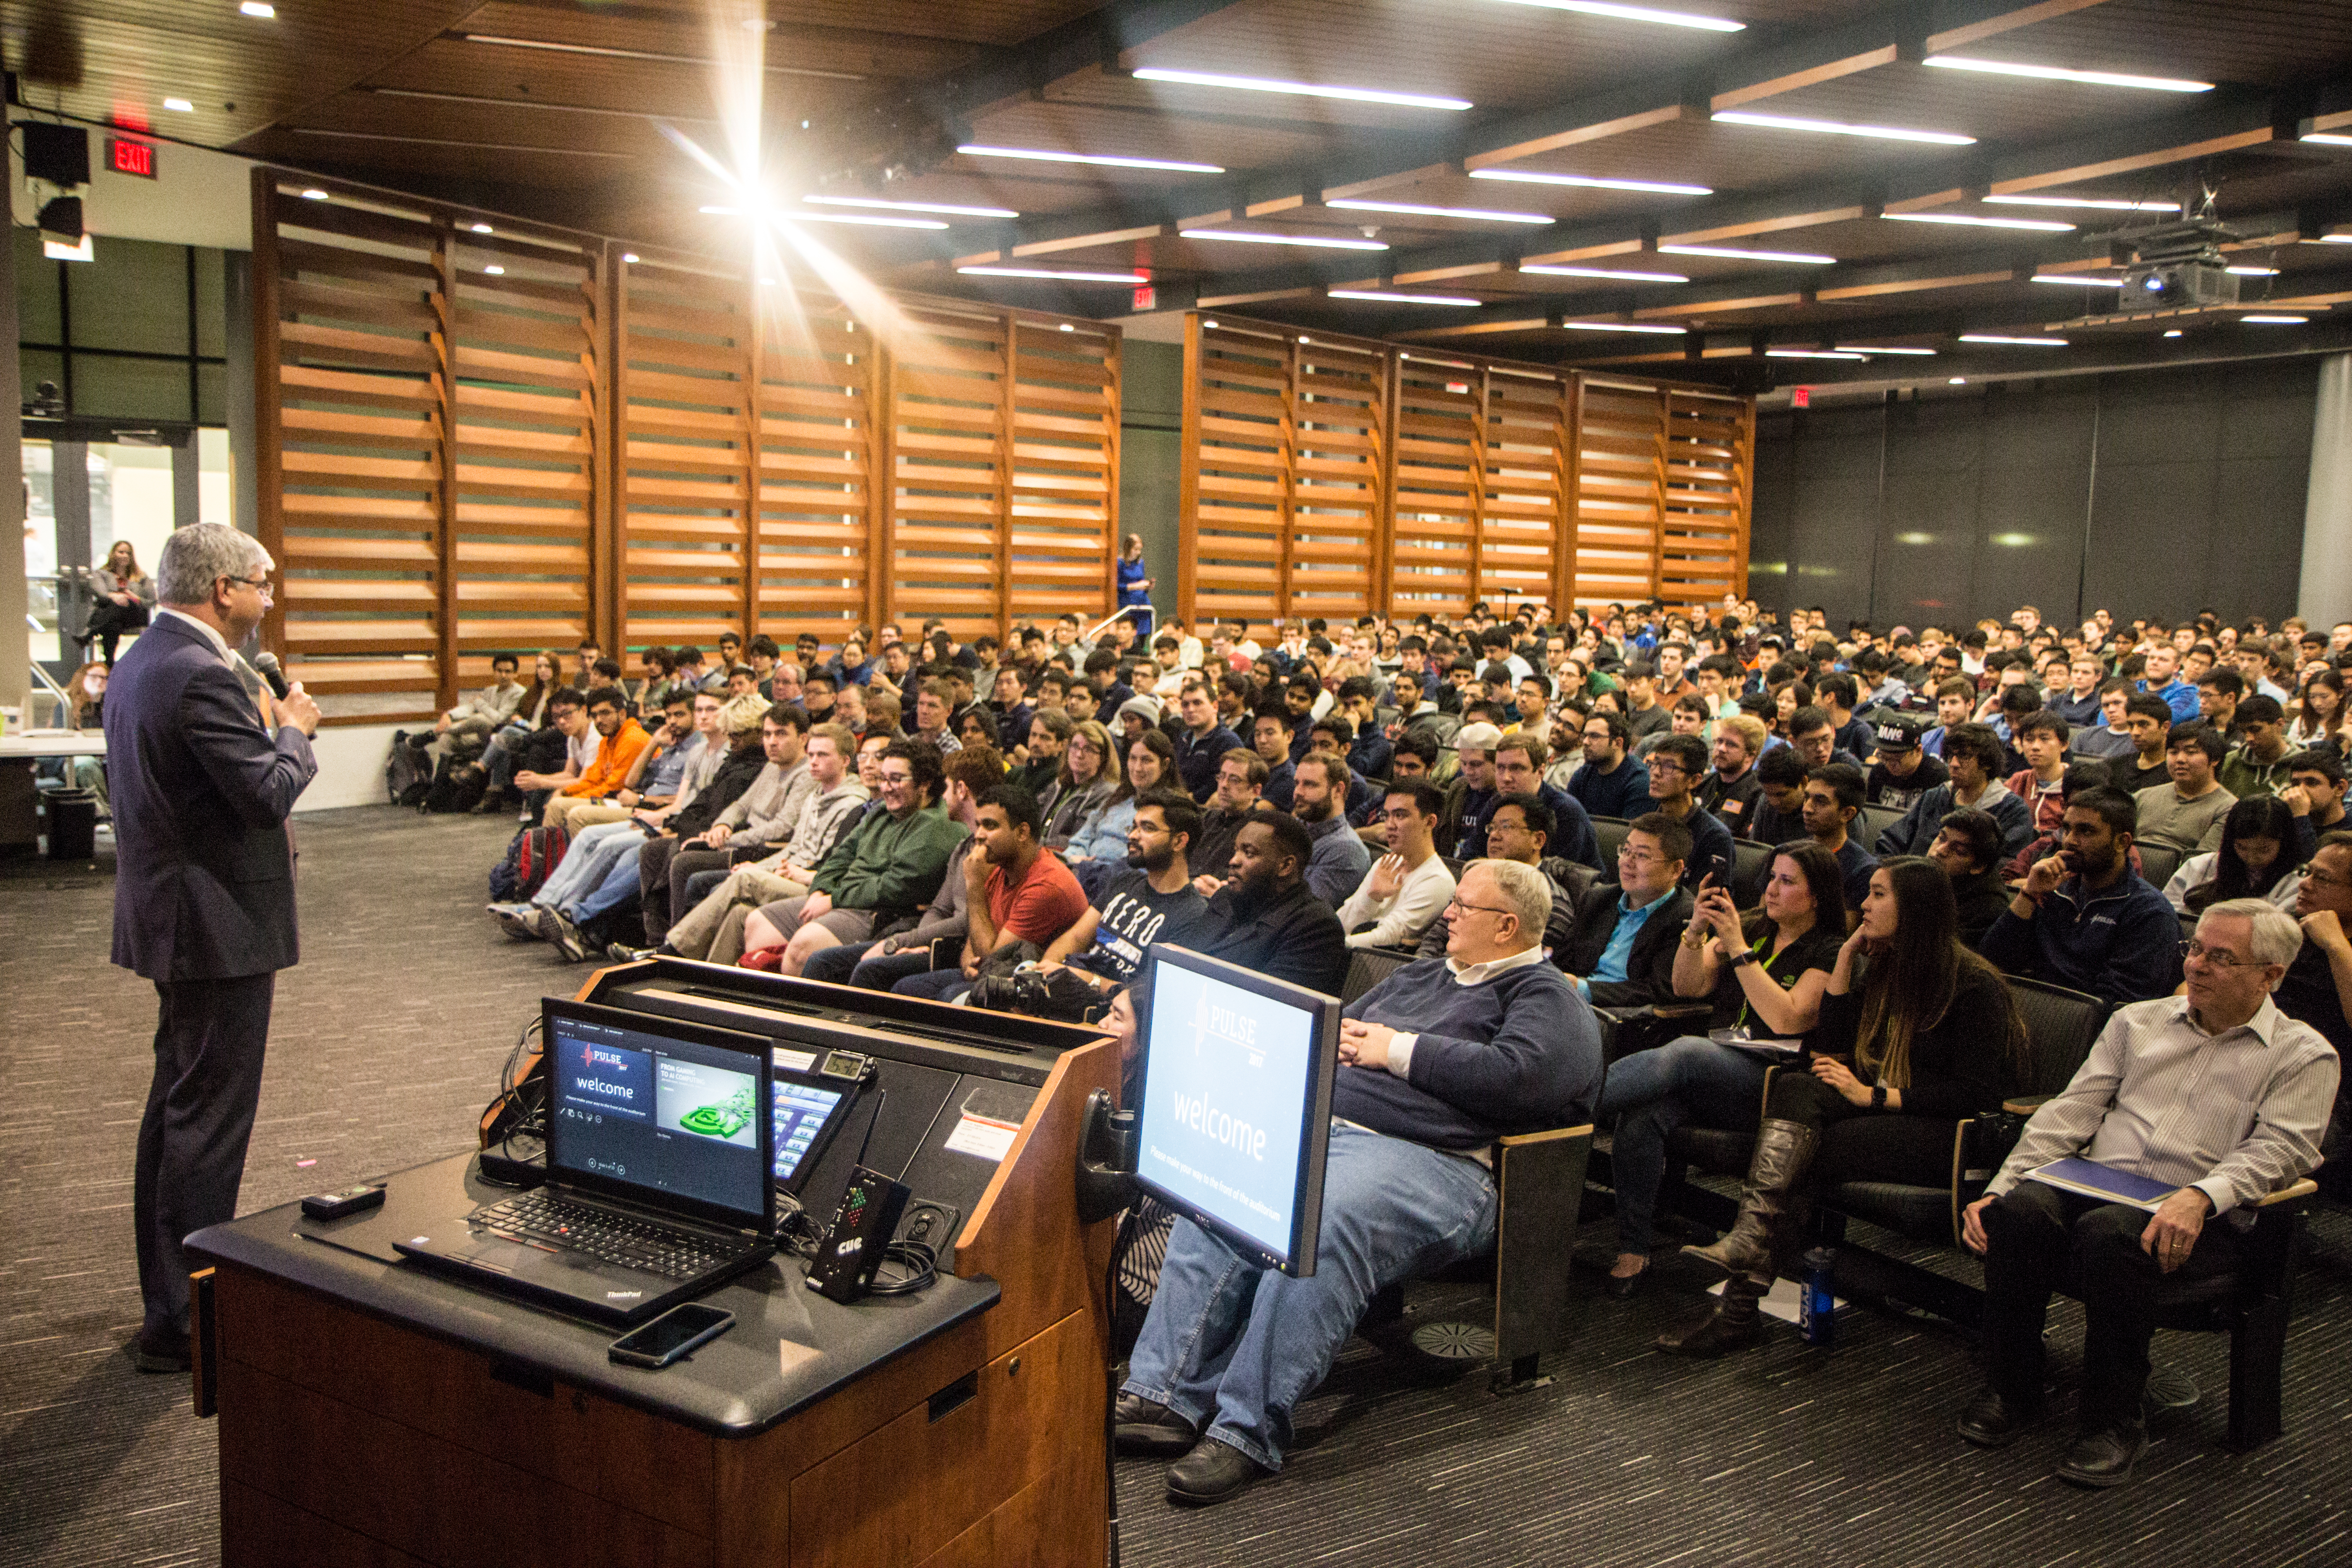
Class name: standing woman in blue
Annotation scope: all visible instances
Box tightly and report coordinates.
[1116,533,1154,637]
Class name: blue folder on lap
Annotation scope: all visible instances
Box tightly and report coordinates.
[2025,1156,2178,1211]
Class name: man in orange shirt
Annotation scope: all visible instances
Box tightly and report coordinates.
[542,685,650,831]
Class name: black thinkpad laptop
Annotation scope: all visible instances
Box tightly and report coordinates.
[395,1000,781,1325]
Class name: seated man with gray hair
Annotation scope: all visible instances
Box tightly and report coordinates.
[1958,897,2338,1490]
[1115,858,1602,1506]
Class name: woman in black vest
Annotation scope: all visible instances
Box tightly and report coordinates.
[1658,856,2026,1357]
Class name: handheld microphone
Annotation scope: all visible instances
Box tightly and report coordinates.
[252,651,292,699]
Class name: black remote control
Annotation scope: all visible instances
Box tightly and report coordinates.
[301,1184,387,1221]
[806,1166,910,1303]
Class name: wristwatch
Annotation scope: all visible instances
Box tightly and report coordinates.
[1726,947,1757,968]
[1871,1085,1887,1110]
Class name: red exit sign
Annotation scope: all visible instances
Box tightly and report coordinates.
[108,137,157,179]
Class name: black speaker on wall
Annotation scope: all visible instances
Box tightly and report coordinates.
[22,121,89,186]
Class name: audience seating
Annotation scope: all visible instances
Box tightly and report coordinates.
[1857,804,1906,852]
[1729,838,1774,907]
[1589,815,1632,867]
[1341,945,1418,1004]
[2136,842,2182,891]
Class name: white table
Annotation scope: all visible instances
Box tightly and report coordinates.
[0,731,105,851]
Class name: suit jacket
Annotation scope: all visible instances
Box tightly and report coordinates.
[1556,882,1694,1008]
[106,613,318,981]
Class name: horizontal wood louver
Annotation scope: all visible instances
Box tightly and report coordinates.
[257,175,451,719]
[613,252,756,657]
[754,302,876,639]
[1177,315,1750,630]
[1004,319,1118,632]
[885,304,1014,642]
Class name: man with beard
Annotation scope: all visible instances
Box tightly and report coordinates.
[1198,813,1351,996]
[1289,752,1372,906]
[1980,787,2182,1008]
[1036,792,1223,1001]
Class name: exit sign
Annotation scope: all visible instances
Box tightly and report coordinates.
[108,137,157,179]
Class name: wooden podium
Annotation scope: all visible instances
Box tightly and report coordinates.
[190,1038,1120,1568]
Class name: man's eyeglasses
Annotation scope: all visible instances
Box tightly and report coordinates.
[2179,938,2257,970]
[2297,863,2351,891]
[225,574,274,600]
[878,770,914,786]
[1445,897,1515,921]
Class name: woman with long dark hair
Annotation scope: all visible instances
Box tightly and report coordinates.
[1658,856,2024,1356]
[2164,794,2303,915]
[2289,667,2345,752]
[1592,844,1847,1297]
[85,539,156,664]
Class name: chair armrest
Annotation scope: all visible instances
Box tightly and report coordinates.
[1499,1123,1594,1149]
[2249,1178,2319,1209]
[1652,1002,1712,1019]
[927,935,960,970]
[2002,1094,2053,1116]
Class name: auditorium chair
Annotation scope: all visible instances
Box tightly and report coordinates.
[1729,838,1775,908]
[1857,804,1906,852]
[1340,946,1418,1005]
[2135,842,2182,893]
[1589,815,1632,868]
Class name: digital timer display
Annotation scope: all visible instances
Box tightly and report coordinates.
[108,138,157,179]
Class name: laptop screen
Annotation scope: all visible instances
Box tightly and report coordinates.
[543,1002,773,1231]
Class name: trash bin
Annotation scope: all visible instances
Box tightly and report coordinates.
[46,789,98,861]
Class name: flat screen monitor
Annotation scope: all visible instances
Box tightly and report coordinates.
[1132,946,1339,1277]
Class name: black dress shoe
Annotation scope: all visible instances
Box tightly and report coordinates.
[2056,1420,2146,1489]
[131,1328,191,1374]
[1165,1436,1269,1505]
[1113,1393,1198,1457]
[1956,1386,2044,1449]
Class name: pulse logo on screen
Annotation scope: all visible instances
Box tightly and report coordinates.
[559,1032,652,1122]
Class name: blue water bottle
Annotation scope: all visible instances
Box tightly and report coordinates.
[1799,1246,1838,1348]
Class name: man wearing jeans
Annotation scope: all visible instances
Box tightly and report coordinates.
[1958,900,2334,1488]
[1114,860,1600,1504]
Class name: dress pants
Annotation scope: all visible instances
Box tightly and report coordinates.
[1981,1181,2240,1428]
[1122,1123,1496,1470]
[136,973,274,1336]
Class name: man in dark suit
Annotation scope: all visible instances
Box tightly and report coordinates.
[106,524,320,1372]
[1555,811,1694,1008]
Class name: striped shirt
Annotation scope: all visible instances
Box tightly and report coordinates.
[1987,995,2337,1220]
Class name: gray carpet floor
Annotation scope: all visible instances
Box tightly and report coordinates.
[4,805,2351,1568]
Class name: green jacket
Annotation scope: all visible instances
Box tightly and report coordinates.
[2218,748,2290,803]
[808,801,969,917]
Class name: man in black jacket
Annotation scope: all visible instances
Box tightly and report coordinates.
[1198,813,1350,997]
[1555,812,1695,1006]
[106,524,322,1373]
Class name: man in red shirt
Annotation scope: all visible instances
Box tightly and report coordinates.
[894,782,1088,1003]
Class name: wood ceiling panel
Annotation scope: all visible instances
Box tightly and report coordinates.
[1984,0,2352,84]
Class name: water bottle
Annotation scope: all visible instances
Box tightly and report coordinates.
[1799,1246,1838,1348]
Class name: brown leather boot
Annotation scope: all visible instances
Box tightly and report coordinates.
[1655,1271,1769,1358]
[1682,1118,1819,1278]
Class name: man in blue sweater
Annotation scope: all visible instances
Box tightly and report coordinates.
[1117,859,1601,1504]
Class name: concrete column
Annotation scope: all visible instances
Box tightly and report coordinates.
[172,436,199,529]
[2300,353,2352,627]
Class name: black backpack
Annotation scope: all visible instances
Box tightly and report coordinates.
[423,754,486,814]
[385,735,431,807]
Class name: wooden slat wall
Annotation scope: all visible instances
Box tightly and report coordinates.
[1176,313,1752,627]
[254,171,1120,721]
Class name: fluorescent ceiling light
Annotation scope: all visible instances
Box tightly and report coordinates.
[1766,349,1866,359]
[1559,320,1687,334]
[1922,55,2211,93]
[622,253,639,263]
[1327,198,1552,225]
[1959,333,2068,346]
[1131,68,1470,111]
[958,265,1153,283]
[299,188,329,200]
[1658,243,1836,264]
[461,32,863,79]
[483,265,505,275]
[958,145,1223,173]
[1519,264,1693,285]
[1837,345,1937,355]
[1521,264,1689,283]
[2032,273,2123,285]
[469,222,493,234]
[1712,110,1975,146]
[1485,0,1744,32]
[2225,265,2278,276]
[2303,133,2352,147]
[1328,289,1482,305]
[787,210,950,229]
[2243,315,2308,324]
[238,1,274,15]
[2163,329,2182,337]
[163,98,195,113]
[1949,377,1967,384]
[1884,211,2074,232]
[2317,234,2352,244]
[806,195,1019,218]
[1179,229,1390,250]
[1984,194,2178,212]
[1471,169,1711,196]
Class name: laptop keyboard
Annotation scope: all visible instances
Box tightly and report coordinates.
[475,1191,746,1282]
